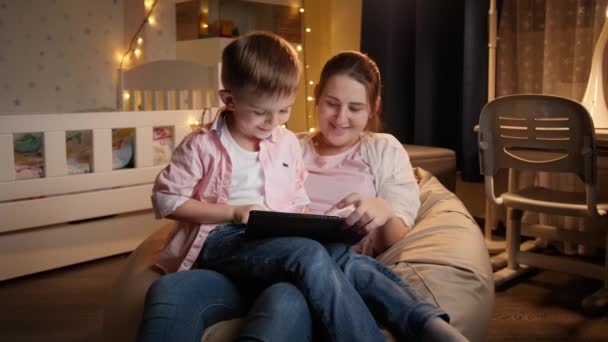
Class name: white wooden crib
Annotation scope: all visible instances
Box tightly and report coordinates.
[0,60,221,281]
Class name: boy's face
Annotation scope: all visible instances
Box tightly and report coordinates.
[220,89,296,151]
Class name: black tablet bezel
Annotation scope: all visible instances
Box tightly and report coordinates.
[246,210,361,244]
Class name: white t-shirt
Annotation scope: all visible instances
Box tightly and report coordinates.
[221,124,266,207]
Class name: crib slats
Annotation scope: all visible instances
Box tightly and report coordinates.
[120,90,135,110]
[163,91,170,110]
[192,89,201,109]
[151,91,159,110]
[129,92,137,111]
[135,126,153,168]
[93,128,113,172]
[142,90,149,111]
[43,131,68,177]
[0,134,15,182]
[0,184,154,234]
[176,90,182,110]
[186,90,194,109]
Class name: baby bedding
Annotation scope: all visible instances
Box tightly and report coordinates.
[152,127,174,165]
[14,128,175,180]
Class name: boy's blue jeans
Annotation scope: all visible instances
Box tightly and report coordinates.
[198,224,449,341]
[138,270,313,342]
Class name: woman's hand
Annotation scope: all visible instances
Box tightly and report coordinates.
[325,193,395,235]
[232,204,267,224]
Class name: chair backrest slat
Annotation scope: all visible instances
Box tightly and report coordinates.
[478,94,597,184]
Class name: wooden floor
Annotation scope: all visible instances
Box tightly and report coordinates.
[0,254,607,342]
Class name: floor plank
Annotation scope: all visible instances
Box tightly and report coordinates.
[1,254,607,341]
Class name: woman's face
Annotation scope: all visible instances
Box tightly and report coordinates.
[316,74,371,154]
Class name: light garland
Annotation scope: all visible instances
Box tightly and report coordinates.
[301,3,314,130]
[119,0,159,69]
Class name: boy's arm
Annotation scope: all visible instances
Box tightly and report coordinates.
[168,199,265,225]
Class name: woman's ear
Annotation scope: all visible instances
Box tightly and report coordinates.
[219,90,236,110]
[374,96,381,115]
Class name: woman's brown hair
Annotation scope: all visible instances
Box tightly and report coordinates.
[315,51,382,132]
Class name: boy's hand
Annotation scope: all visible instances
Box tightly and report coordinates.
[232,204,267,224]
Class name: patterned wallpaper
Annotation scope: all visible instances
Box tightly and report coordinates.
[0,0,176,115]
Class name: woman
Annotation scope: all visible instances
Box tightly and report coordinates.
[137,51,466,342]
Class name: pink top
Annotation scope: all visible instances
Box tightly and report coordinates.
[302,141,376,215]
[152,111,309,274]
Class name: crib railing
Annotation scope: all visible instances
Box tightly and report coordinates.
[118,60,222,111]
[0,109,223,280]
[0,110,198,232]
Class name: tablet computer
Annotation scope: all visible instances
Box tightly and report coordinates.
[246,210,361,244]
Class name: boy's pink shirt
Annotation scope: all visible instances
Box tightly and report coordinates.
[152,112,308,274]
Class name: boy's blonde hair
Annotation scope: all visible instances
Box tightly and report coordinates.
[221,31,301,97]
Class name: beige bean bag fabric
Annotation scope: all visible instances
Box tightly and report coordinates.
[101,168,493,342]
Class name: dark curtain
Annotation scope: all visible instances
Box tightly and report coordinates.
[361,0,488,181]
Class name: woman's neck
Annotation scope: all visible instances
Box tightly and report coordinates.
[312,133,361,156]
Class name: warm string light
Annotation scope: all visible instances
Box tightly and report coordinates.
[301,2,313,131]
[119,0,159,69]
[188,118,201,130]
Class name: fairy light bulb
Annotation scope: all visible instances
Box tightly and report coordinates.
[148,16,156,25]
[134,48,142,57]
[296,45,302,52]
[305,28,311,33]
[299,8,304,13]
[137,37,143,45]
[309,127,316,132]
[123,92,130,100]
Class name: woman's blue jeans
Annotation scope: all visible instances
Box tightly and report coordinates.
[197,225,448,341]
[137,270,314,342]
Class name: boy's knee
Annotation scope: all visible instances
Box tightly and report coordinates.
[289,238,326,258]
[263,282,307,309]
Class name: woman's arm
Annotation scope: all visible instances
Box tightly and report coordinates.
[328,193,409,256]
[366,217,408,256]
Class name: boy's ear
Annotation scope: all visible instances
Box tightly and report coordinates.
[219,90,236,110]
